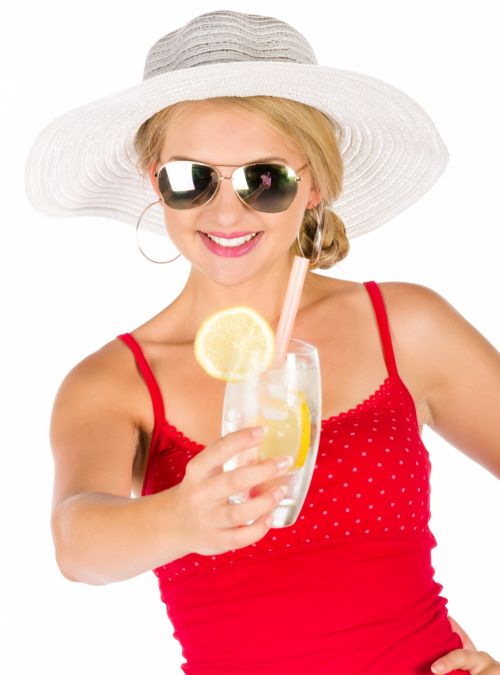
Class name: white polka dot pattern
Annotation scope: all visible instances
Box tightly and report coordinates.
[146,375,434,584]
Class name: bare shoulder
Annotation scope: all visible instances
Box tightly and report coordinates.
[374,280,471,342]
[377,279,444,314]
[314,276,438,309]
[377,282,500,477]
[48,337,150,511]
[317,276,444,322]
[376,279,483,349]
[368,281,450,428]
[64,338,127,383]
[56,338,142,427]
[374,280,460,387]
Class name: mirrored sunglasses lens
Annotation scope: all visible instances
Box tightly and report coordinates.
[158,162,217,209]
[235,164,298,213]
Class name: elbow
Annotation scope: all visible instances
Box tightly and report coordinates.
[49,497,120,587]
[56,556,80,583]
[53,546,108,586]
[51,509,74,581]
[51,519,80,583]
[51,509,103,585]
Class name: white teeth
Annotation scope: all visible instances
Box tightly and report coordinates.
[206,232,258,247]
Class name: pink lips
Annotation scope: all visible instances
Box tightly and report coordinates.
[199,231,264,257]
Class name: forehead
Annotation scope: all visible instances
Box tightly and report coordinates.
[161,100,301,163]
[168,99,270,127]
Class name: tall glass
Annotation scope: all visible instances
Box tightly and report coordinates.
[222,339,321,528]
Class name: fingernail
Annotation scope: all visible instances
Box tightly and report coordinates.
[431,663,445,674]
[273,485,288,501]
[252,426,265,438]
[274,456,293,471]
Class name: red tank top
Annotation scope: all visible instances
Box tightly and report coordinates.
[117,280,467,675]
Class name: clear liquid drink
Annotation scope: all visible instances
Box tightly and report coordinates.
[222,339,322,528]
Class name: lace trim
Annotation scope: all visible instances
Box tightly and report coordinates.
[160,375,395,450]
[321,376,393,426]
[162,419,206,450]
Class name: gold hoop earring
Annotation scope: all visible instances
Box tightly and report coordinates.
[136,199,183,264]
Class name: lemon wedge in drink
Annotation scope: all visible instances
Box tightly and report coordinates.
[258,390,311,470]
[194,306,275,382]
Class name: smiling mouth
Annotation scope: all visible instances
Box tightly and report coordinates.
[199,231,264,256]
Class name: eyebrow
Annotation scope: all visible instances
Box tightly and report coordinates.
[166,155,289,165]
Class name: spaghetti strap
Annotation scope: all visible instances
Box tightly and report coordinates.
[116,332,165,434]
[362,281,399,380]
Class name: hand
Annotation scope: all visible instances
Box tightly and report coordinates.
[431,649,500,674]
[171,425,293,556]
[431,616,500,674]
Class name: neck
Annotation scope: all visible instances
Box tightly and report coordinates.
[167,257,323,341]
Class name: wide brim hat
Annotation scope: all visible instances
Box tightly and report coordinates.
[24,9,449,240]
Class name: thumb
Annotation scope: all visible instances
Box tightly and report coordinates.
[431,649,494,674]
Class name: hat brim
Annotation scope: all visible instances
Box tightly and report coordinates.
[24,60,449,238]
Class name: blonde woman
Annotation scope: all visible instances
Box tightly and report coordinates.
[25,11,499,675]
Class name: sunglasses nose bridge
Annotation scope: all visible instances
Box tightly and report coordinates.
[209,169,250,209]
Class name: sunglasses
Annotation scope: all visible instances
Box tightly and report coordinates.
[153,160,309,213]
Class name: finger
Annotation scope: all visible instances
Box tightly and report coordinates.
[431,649,493,674]
[212,453,292,504]
[191,425,265,478]
[220,483,287,529]
[223,508,275,550]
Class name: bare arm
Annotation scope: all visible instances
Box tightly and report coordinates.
[380,282,500,478]
[52,487,185,585]
[49,345,186,585]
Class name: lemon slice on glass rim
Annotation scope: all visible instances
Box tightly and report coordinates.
[194,305,276,383]
[194,305,312,469]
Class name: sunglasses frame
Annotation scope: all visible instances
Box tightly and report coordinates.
[153,159,310,212]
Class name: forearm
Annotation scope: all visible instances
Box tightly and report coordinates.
[51,487,186,585]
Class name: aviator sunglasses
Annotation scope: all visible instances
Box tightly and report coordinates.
[153,159,309,213]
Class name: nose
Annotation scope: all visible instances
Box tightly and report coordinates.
[210,172,251,215]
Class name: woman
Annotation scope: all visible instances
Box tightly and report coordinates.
[25,10,499,675]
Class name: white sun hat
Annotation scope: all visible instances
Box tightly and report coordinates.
[24,9,449,240]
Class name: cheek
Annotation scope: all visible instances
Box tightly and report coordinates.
[272,215,303,251]
[162,208,195,233]
[273,201,303,225]
[278,206,305,235]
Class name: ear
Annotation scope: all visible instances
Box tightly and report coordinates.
[149,163,161,199]
[307,197,323,210]
[307,185,322,210]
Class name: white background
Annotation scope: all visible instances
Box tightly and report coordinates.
[1,0,499,672]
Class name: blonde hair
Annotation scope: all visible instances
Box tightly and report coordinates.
[133,96,349,270]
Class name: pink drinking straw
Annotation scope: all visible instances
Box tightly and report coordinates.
[273,255,309,366]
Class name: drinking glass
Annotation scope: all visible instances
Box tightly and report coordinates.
[221,339,322,528]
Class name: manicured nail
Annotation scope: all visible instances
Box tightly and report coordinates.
[252,426,265,438]
[274,456,293,472]
[273,485,288,501]
[431,663,445,674]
